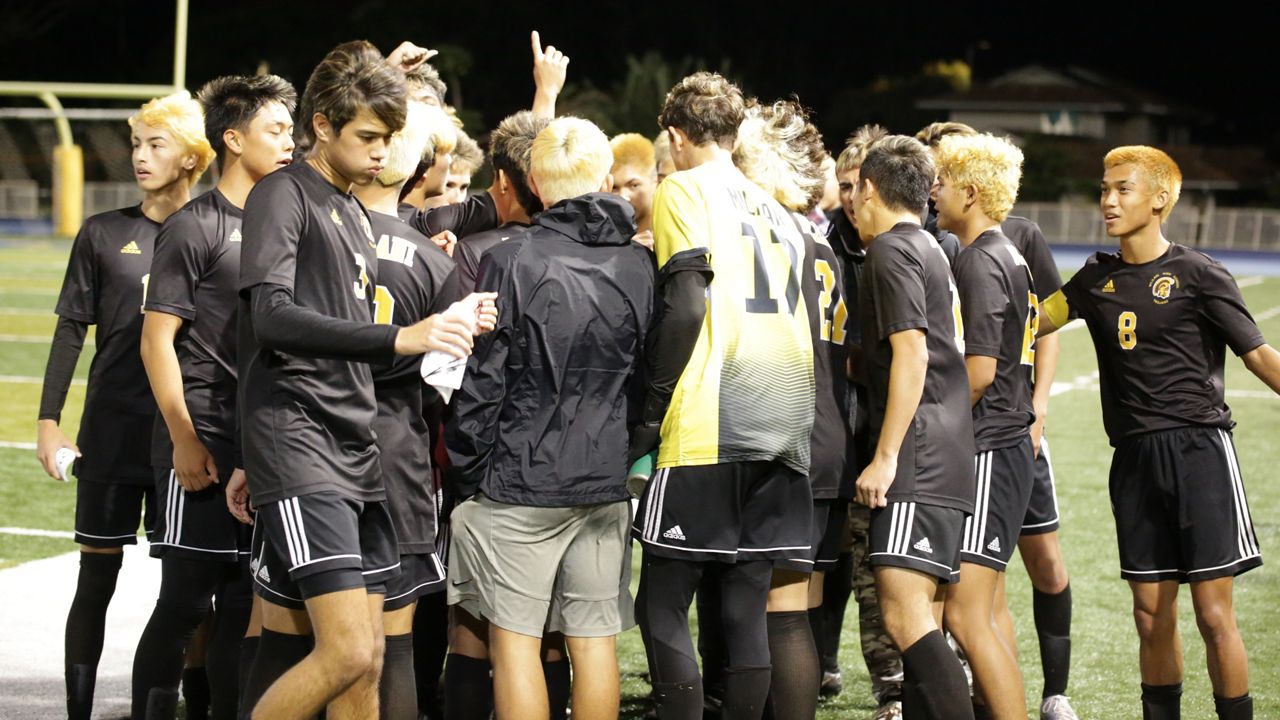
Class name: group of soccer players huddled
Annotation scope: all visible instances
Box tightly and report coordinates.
[32,30,1273,720]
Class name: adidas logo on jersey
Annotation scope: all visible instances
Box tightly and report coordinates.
[1102,278,1116,293]
[120,240,142,255]
[662,525,687,541]
[330,207,344,226]
[987,537,1002,553]
[229,228,242,243]
[913,537,934,554]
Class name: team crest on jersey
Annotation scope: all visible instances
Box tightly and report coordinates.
[330,207,344,227]
[1149,272,1180,304]
[228,228,242,244]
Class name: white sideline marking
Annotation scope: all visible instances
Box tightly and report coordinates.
[0,527,74,539]
[0,307,48,315]
[0,375,86,386]
[1238,276,1265,288]
[0,334,87,345]
[1050,371,1099,397]
[0,441,36,450]
[1254,305,1280,323]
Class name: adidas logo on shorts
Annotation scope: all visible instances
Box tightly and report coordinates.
[662,525,687,541]
[987,537,1002,553]
[256,562,271,583]
[913,537,933,554]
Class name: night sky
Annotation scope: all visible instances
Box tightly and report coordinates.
[2,0,1271,147]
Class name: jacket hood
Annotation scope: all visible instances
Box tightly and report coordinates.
[534,192,637,247]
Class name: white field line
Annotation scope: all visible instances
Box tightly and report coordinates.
[0,307,49,315]
[0,441,36,450]
[0,526,74,539]
[0,375,85,386]
[1050,370,1099,397]
[1254,305,1280,323]
[0,334,91,345]
[0,287,59,296]
[1237,276,1265,288]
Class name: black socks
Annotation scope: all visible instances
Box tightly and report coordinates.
[1141,682,1182,720]
[380,633,417,720]
[65,551,124,719]
[239,629,313,718]
[901,630,974,720]
[1215,694,1253,720]
[1033,584,1072,697]
[181,667,210,720]
[764,611,818,720]
[443,653,493,720]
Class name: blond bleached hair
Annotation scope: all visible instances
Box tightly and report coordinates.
[733,100,827,212]
[934,133,1024,222]
[129,91,215,186]
[530,117,612,207]
[653,130,671,169]
[1104,145,1183,221]
[377,101,434,187]
[610,133,656,174]
[835,124,888,174]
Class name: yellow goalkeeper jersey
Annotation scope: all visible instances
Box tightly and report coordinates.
[653,160,815,473]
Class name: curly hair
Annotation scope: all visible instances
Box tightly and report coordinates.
[934,133,1024,222]
[915,121,977,149]
[129,91,215,186]
[657,72,744,149]
[733,99,827,212]
[1104,145,1183,221]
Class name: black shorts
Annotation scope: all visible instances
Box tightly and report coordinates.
[1021,437,1061,536]
[249,492,401,609]
[74,479,157,548]
[1110,427,1262,583]
[632,461,813,564]
[150,469,252,561]
[962,437,1035,571]
[869,501,966,584]
[383,552,446,610]
[776,500,848,573]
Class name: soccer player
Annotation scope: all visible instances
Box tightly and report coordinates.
[453,111,549,294]
[934,133,1036,719]
[446,116,654,720]
[823,125,909,718]
[733,98,851,720]
[235,41,487,720]
[430,130,481,207]
[1038,146,1277,720]
[130,75,296,720]
[352,100,480,720]
[398,105,457,216]
[406,62,448,107]
[609,132,658,249]
[36,91,212,720]
[630,72,815,720]
[851,136,975,720]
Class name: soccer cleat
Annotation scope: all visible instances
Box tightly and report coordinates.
[1040,694,1079,720]
[873,700,903,719]
[819,670,842,698]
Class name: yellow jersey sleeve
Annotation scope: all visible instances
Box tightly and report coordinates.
[652,173,706,269]
[1041,289,1072,331]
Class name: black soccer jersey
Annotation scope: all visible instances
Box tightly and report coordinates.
[953,229,1036,451]
[1052,243,1265,445]
[368,210,461,553]
[55,205,160,485]
[797,214,853,500]
[409,193,499,240]
[456,223,528,295]
[1003,215,1061,299]
[238,161,389,505]
[859,222,975,512]
[145,189,243,472]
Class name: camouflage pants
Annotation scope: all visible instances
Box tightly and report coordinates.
[849,503,904,705]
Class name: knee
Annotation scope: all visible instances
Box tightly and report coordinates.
[1193,601,1237,644]
[1131,600,1174,642]
[1025,555,1069,593]
[320,633,377,685]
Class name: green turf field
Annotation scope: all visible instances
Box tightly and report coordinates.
[0,237,1275,718]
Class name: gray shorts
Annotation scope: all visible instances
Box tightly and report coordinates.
[446,494,634,638]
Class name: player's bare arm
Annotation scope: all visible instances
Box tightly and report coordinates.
[393,291,498,357]
[856,328,927,509]
[140,310,218,492]
[386,41,436,74]
[1241,343,1280,395]
[530,30,569,119]
[965,354,998,407]
[1030,331,1059,455]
